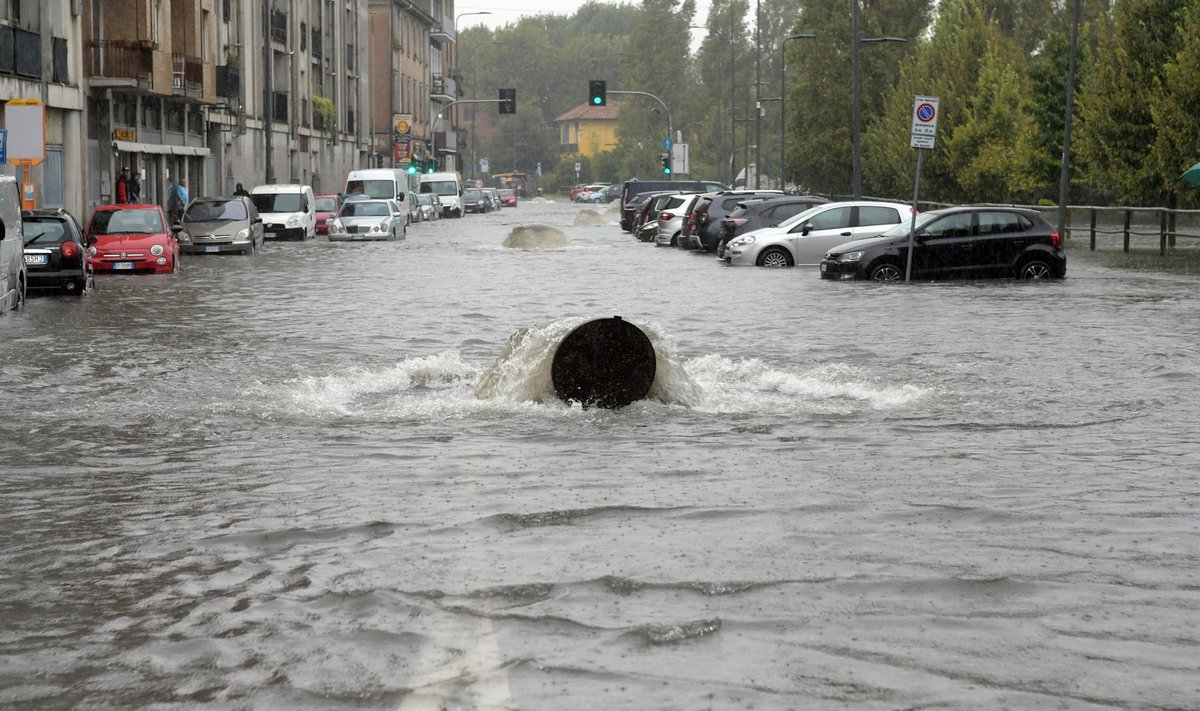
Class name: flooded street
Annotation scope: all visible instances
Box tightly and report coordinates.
[2,199,1198,709]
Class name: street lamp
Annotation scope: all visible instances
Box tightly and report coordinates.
[780,33,815,191]
[452,12,490,172]
[851,0,906,198]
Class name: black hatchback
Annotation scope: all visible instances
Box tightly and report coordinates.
[819,206,1066,281]
[21,208,93,295]
[688,190,785,252]
[716,195,831,258]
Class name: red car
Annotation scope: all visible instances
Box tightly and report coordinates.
[85,204,179,274]
[498,188,518,207]
[314,194,340,235]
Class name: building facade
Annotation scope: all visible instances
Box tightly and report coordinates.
[367,0,458,178]
[0,0,87,218]
[554,103,621,158]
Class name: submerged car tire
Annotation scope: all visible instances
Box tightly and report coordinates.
[1018,259,1054,280]
[758,247,794,268]
[869,262,903,281]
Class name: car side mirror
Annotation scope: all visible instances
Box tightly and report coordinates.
[253,217,263,224]
[85,234,98,246]
[171,223,183,233]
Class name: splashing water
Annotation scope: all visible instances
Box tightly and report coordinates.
[501,224,570,249]
[573,209,607,226]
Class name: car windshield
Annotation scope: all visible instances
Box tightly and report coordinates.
[421,181,458,197]
[184,199,247,222]
[346,180,396,199]
[22,218,69,245]
[499,189,514,197]
[251,193,305,213]
[465,189,484,199]
[879,212,936,238]
[90,208,165,235]
[315,197,338,212]
[340,202,389,217]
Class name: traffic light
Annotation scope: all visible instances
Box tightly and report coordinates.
[589,80,607,107]
[661,152,671,175]
[406,163,418,175]
[498,88,516,114]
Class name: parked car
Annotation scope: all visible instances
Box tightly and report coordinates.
[619,179,730,231]
[0,175,26,310]
[688,190,785,252]
[416,193,442,221]
[174,196,264,255]
[327,199,407,241]
[85,203,180,274]
[724,201,914,267]
[463,188,488,214]
[498,188,518,207]
[21,208,92,295]
[655,193,702,247]
[402,191,423,224]
[625,190,678,235]
[314,194,341,235]
[634,192,681,240]
[716,195,831,257]
[484,188,503,211]
[819,206,1067,281]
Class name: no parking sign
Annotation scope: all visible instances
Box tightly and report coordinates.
[910,96,939,149]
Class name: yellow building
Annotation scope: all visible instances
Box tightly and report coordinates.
[554,103,622,157]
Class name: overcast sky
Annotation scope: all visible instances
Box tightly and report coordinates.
[454,0,714,32]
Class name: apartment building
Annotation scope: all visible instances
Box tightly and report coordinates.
[0,0,87,218]
[367,0,458,175]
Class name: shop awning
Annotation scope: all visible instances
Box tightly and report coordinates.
[114,140,211,157]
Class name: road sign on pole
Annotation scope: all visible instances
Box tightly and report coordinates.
[671,143,689,175]
[910,96,939,149]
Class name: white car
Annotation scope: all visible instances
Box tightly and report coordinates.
[327,199,407,241]
[723,201,916,267]
[655,193,701,247]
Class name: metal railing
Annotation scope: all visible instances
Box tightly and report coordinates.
[85,40,153,85]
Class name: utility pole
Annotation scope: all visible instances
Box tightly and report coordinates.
[263,0,274,183]
[753,0,761,189]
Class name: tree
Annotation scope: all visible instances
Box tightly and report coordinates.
[1075,0,1190,204]
[1150,0,1200,206]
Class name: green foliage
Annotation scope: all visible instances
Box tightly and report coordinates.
[1150,0,1200,205]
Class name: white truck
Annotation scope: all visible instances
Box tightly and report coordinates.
[418,172,464,218]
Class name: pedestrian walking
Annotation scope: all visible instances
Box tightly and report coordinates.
[115,167,131,204]
[233,183,250,197]
[128,170,142,204]
[167,179,189,224]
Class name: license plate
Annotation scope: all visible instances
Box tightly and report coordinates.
[820,263,827,272]
[24,254,48,265]
[112,262,135,270]
[203,245,222,253]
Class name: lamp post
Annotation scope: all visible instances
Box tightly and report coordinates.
[452,12,490,172]
[780,33,815,191]
[851,0,906,198]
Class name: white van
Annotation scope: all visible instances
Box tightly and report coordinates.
[344,169,408,202]
[418,172,464,218]
[0,175,27,311]
[250,184,316,240]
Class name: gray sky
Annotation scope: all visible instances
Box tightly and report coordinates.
[454,0,713,32]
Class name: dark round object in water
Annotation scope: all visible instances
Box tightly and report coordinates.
[551,317,656,409]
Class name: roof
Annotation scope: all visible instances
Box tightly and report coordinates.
[554,102,622,123]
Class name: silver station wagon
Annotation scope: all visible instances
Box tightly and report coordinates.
[327,199,407,241]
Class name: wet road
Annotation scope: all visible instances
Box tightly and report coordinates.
[2,199,1199,709]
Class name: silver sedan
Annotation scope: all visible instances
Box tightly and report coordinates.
[327,199,407,241]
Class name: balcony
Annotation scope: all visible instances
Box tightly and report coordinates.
[216,64,240,98]
[431,75,455,103]
[85,40,154,88]
[0,25,42,79]
[172,54,203,97]
[270,10,288,45]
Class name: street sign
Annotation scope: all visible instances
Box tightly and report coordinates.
[480,158,490,173]
[910,96,939,149]
[0,129,6,164]
[671,143,689,175]
[4,99,46,165]
[661,137,673,151]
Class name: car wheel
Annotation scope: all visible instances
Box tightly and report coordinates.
[869,262,903,281]
[1018,259,1054,280]
[66,279,86,296]
[670,233,679,247]
[9,274,26,310]
[757,247,794,268]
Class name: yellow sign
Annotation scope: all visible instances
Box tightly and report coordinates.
[113,128,136,142]
[393,113,413,136]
